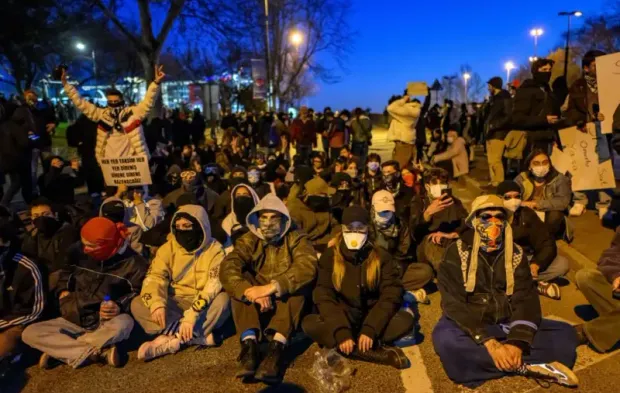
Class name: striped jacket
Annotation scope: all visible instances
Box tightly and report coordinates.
[0,252,45,329]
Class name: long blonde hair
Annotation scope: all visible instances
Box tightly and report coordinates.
[332,233,381,292]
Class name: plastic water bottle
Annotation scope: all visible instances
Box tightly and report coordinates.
[99,294,114,326]
[311,349,353,393]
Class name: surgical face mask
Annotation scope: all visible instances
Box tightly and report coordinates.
[342,231,368,250]
[374,211,394,229]
[402,173,414,187]
[503,198,522,212]
[531,165,550,178]
[367,162,380,172]
[248,171,260,185]
[428,184,448,199]
[447,136,455,144]
[345,169,358,178]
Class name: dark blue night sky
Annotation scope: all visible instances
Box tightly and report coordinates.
[306,0,607,112]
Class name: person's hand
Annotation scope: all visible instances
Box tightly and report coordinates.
[522,201,538,209]
[51,159,64,169]
[339,339,355,355]
[99,301,120,320]
[116,184,128,198]
[244,284,276,302]
[59,290,70,300]
[151,307,166,328]
[424,195,453,221]
[61,68,68,85]
[547,115,559,124]
[484,339,513,371]
[530,263,540,278]
[429,232,447,245]
[154,65,166,84]
[597,113,606,122]
[256,296,273,312]
[503,343,523,370]
[179,320,195,342]
[133,190,144,204]
[46,123,56,134]
[70,159,80,171]
[613,276,620,292]
[358,334,373,353]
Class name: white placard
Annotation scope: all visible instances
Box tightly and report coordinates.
[595,52,620,134]
[100,154,152,186]
[558,124,615,191]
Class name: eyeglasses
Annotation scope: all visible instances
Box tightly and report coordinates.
[478,213,506,221]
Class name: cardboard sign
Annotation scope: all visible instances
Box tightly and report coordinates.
[596,52,620,134]
[407,82,428,97]
[557,124,615,191]
[100,155,152,186]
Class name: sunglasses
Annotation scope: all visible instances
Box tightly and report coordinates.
[478,213,506,221]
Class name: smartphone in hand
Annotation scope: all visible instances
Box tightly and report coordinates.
[441,188,453,198]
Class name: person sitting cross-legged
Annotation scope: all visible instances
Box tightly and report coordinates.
[22,217,148,369]
[219,194,318,383]
[131,205,230,361]
[432,195,579,388]
[302,206,413,369]
[497,181,569,300]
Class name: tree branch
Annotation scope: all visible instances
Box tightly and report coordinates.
[93,0,142,50]
[156,0,187,51]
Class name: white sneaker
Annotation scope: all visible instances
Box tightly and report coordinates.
[569,203,586,217]
[516,362,579,388]
[137,335,181,361]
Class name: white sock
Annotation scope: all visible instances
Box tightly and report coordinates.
[273,332,287,345]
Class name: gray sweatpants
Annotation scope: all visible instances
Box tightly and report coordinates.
[22,315,134,369]
[536,255,570,282]
[130,292,230,338]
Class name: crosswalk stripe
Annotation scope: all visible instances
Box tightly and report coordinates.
[401,346,434,393]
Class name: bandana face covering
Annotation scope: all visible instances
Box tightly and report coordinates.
[474,216,504,252]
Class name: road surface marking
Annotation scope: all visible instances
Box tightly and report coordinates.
[401,345,434,393]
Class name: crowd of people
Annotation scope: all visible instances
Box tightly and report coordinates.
[0,53,619,391]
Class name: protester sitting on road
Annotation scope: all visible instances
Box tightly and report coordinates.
[37,156,84,206]
[22,197,79,292]
[248,165,272,198]
[370,191,433,304]
[0,215,44,381]
[302,206,412,369]
[514,149,572,240]
[330,172,356,224]
[23,217,148,369]
[363,153,383,201]
[212,167,249,226]
[288,177,340,254]
[61,66,164,160]
[387,95,422,169]
[433,195,579,388]
[381,160,414,222]
[410,168,467,272]
[222,184,259,251]
[123,186,164,232]
[219,194,318,383]
[431,127,469,180]
[426,129,446,162]
[497,181,569,300]
[484,77,513,188]
[132,205,229,361]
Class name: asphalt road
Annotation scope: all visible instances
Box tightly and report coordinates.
[5,127,620,393]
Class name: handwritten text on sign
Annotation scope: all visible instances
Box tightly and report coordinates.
[100,155,152,186]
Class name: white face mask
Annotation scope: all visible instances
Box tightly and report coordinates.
[343,232,367,250]
[531,165,550,178]
[428,184,448,199]
[447,136,455,144]
[504,198,522,212]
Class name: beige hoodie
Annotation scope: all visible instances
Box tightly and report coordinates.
[140,205,225,325]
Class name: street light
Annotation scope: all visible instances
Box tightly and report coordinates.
[462,72,471,103]
[558,10,582,81]
[529,56,539,62]
[290,31,303,47]
[75,41,97,84]
[530,28,543,56]
[505,61,516,84]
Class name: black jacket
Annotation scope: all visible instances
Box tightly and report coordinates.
[37,166,84,205]
[409,194,467,242]
[511,207,557,272]
[22,223,79,279]
[66,114,97,159]
[512,79,562,144]
[313,244,403,343]
[438,229,541,347]
[29,103,57,149]
[383,183,414,222]
[58,245,148,330]
[0,250,45,330]
[0,109,31,173]
[485,90,513,140]
[564,77,595,127]
[370,217,414,264]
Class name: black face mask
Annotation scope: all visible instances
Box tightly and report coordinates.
[108,100,125,109]
[33,216,62,237]
[234,196,255,223]
[383,174,400,191]
[533,71,552,85]
[174,228,204,252]
[306,195,330,212]
[332,190,352,207]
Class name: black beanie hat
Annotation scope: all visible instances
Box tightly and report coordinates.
[487,77,503,90]
[100,199,126,223]
[342,206,369,226]
[496,181,522,196]
[331,172,352,188]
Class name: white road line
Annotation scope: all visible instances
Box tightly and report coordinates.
[401,346,434,393]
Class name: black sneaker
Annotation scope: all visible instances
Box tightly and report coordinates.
[236,339,259,379]
[255,341,284,384]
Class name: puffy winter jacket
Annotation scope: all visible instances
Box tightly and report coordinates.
[140,205,226,326]
[514,169,572,212]
[220,194,318,300]
[387,98,421,144]
[433,136,470,178]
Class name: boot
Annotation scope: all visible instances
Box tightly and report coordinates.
[255,341,284,384]
[348,345,410,369]
[236,339,259,379]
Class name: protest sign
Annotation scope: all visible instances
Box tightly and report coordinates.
[252,59,268,100]
[596,52,620,134]
[407,82,428,97]
[558,124,615,191]
[100,154,152,186]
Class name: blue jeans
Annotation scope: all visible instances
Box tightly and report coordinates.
[432,315,577,388]
[351,142,369,165]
